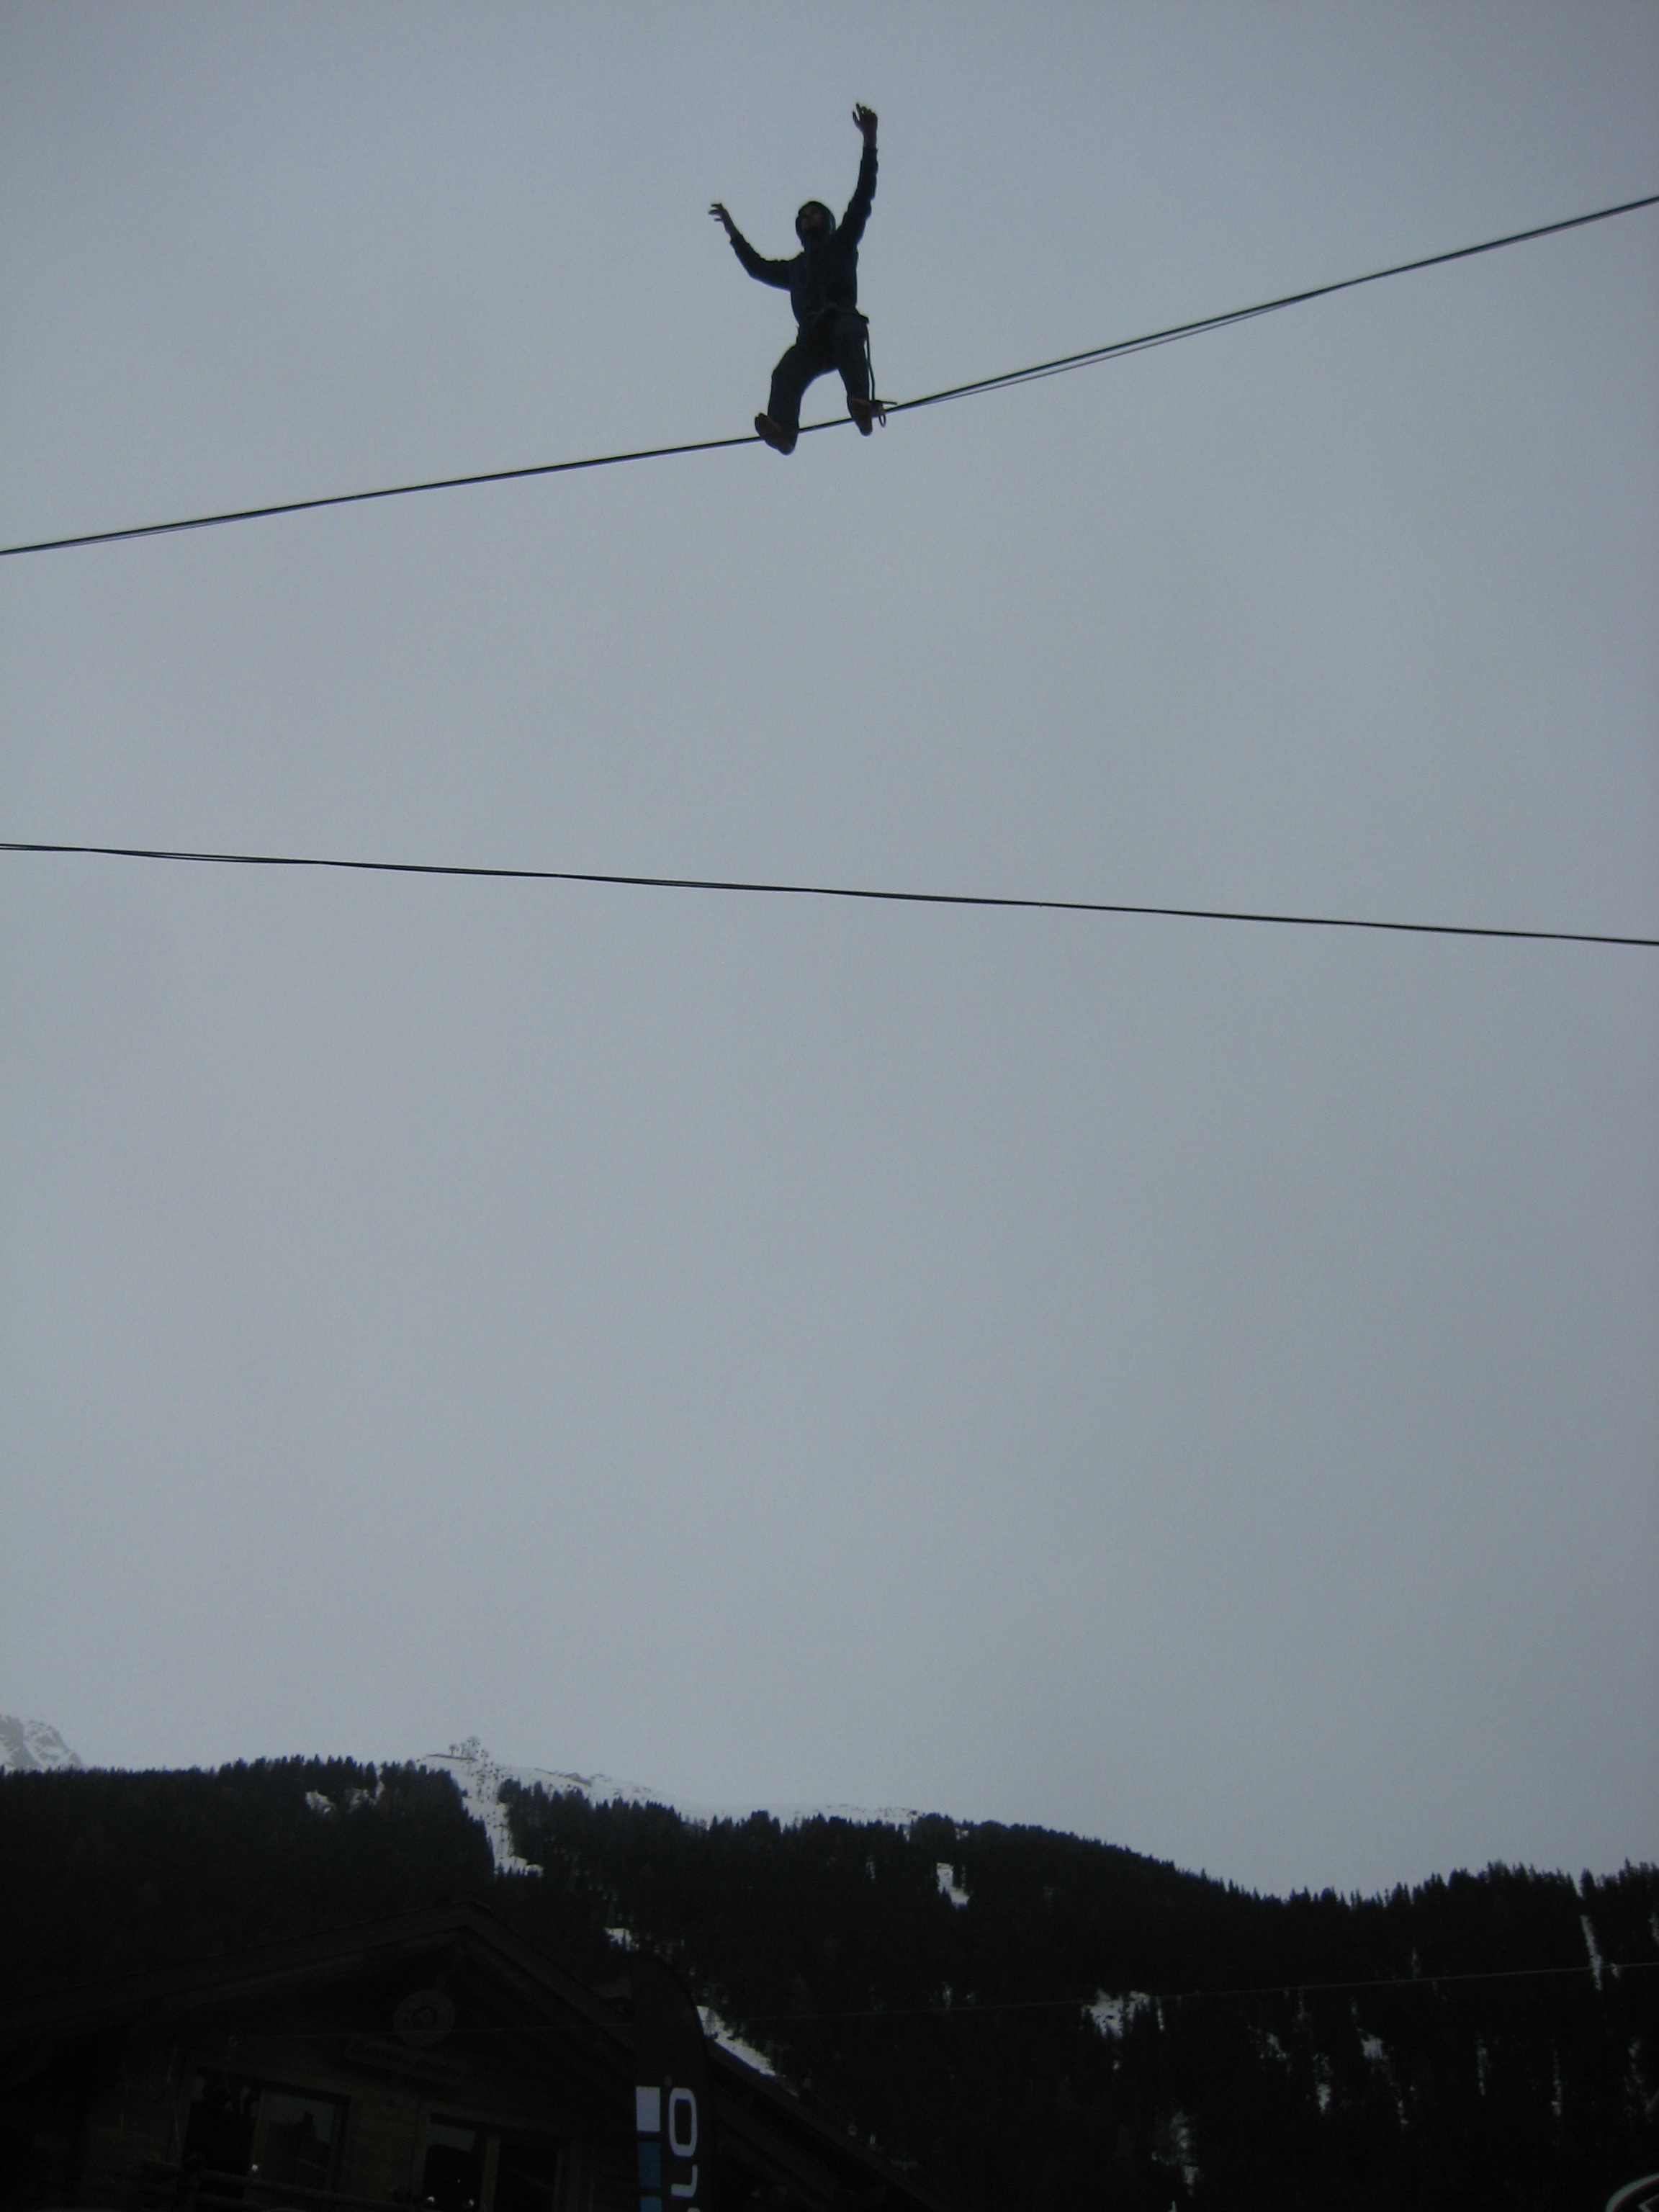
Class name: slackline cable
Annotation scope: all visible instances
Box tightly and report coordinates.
[1,190,1654,560]
[3,841,1653,948]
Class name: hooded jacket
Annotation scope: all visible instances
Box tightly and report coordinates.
[724,143,877,328]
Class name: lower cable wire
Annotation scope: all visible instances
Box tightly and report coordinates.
[2,840,1653,948]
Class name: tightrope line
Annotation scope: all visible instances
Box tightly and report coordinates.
[2,191,1653,559]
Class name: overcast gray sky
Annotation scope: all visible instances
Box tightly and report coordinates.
[2,1,1655,1897]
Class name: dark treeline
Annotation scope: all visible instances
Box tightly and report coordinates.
[0,1760,607,1997]
[2,1761,1655,2209]
[502,1788,1658,2211]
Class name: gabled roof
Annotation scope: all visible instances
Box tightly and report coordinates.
[0,1901,617,2054]
[0,1904,950,2212]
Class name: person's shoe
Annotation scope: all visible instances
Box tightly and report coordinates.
[755,413,796,455]
[848,395,883,436]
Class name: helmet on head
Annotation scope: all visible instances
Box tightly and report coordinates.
[795,201,834,241]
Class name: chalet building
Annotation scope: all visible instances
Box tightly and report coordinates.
[0,1905,946,2212]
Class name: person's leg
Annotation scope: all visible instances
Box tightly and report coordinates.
[833,314,871,405]
[765,343,810,438]
[763,327,834,448]
[833,313,880,433]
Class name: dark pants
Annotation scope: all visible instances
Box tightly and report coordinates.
[767,310,871,434]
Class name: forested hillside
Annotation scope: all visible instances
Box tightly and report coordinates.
[503,1785,1659,2211]
[3,1761,1655,2209]
[0,1759,611,1997]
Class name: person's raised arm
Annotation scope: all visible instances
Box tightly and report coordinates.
[709,202,794,287]
[841,105,878,244]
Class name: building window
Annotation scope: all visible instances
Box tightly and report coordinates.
[493,2134,561,2212]
[183,2073,260,2177]
[421,2117,561,2212]
[184,2072,344,2195]
[258,2089,341,2190]
[422,2118,487,2212]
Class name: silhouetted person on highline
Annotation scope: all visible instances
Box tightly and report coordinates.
[711,105,881,456]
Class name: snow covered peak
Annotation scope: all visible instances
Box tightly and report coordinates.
[416,1740,554,1874]
[0,1716,83,1772]
[415,1740,925,1877]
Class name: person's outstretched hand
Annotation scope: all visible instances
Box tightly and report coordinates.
[709,201,737,237]
[853,104,877,145]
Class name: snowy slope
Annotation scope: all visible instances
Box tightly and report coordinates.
[0,1716,83,1771]
[414,1738,920,2077]
[415,1740,552,1874]
[415,1738,921,1866]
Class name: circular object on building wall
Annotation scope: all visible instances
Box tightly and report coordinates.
[393,1988,456,2046]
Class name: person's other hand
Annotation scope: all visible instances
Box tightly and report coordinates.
[709,202,736,235]
[853,104,877,144]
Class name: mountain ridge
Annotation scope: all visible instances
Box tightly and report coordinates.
[2,1740,1655,2205]
[0,1716,83,1773]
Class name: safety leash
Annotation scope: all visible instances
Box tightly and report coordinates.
[861,319,889,426]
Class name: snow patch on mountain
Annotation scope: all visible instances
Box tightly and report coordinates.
[305,1781,379,1817]
[416,1737,923,1875]
[1157,2108,1199,2192]
[1581,1911,1605,1990]
[699,2008,776,2077]
[745,1799,922,1833]
[0,1717,83,1772]
[1087,1990,1153,2038]
[417,1740,544,1874]
[412,1749,780,2076]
